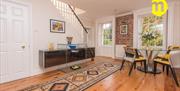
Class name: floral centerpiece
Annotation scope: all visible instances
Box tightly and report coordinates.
[66,37,73,44]
[141,28,162,47]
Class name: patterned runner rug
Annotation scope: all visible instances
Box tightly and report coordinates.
[60,61,102,73]
[20,62,120,91]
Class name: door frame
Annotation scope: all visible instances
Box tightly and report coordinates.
[3,0,33,79]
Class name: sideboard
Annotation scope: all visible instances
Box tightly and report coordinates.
[39,47,95,68]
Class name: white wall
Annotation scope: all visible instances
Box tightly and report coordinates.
[95,16,115,58]
[168,1,180,67]
[81,18,96,47]
[16,0,89,75]
[170,1,180,45]
[174,2,180,45]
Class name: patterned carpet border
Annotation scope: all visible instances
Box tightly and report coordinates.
[20,62,121,91]
[59,61,106,73]
[76,64,120,91]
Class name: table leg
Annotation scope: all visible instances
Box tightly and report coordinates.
[137,64,161,74]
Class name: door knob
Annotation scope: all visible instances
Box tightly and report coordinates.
[21,45,25,49]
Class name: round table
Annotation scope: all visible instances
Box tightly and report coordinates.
[137,48,167,74]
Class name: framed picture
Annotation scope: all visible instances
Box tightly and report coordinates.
[120,24,128,34]
[50,19,65,33]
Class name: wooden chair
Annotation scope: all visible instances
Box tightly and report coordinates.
[153,46,180,87]
[156,46,180,73]
[120,47,147,76]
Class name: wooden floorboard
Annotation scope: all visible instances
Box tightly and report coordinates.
[0,57,180,91]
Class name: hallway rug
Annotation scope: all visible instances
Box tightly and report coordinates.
[59,61,97,73]
[20,62,120,91]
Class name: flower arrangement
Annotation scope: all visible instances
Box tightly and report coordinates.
[141,27,163,47]
[66,37,73,44]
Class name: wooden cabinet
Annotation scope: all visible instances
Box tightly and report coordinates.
[39,50,66,68]
[67,48,86,62]
[44,51,66,68]
[39,47,95,68]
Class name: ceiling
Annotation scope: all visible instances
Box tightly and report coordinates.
[60,0,173,20]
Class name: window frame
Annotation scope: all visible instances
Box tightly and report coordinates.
[100,22,113,47]
[137,14,167,49]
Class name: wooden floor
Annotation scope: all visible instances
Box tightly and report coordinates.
[0,57,180,91]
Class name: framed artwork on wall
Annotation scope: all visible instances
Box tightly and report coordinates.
[120,24,128,35]
[50,19,65,33]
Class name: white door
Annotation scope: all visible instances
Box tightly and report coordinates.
[0,0,31,83]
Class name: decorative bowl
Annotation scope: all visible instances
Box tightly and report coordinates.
[68,44,76,49]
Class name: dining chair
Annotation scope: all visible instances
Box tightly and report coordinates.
[156,46,180,73]
[120,47,147,76]
[153,47,180,87]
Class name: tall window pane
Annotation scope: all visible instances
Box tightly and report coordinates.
[102,23,112,46]
[138,15,166,48]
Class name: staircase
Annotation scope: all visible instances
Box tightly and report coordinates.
[50,0,87,33]
[50,0,96,58]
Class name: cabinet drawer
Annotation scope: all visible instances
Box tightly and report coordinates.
[44,51,66,68]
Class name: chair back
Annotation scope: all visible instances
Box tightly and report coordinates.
[163,46,180,60]
[167,45,180,53]
[124,47,135,58]
[123,47,141,58]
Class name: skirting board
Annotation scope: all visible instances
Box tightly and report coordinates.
[174,65,180,68]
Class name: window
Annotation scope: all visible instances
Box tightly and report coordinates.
[138,14,167,48]
[102,23,112,46]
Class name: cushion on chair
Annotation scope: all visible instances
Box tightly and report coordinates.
[135,57,146,61]
[157,45,180,59]
[164,54,170,59]
[154,58,170,65]
[169,45,180,50]
[123,56,146,62]
[156,54,170,60]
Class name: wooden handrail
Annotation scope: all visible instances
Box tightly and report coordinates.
[68,4,88,33]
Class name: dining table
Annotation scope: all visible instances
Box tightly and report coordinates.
[136,48,167,74]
